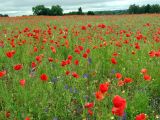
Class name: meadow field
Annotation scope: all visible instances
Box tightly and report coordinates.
[0,14,160,120]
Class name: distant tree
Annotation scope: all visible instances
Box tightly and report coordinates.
[128,4,140,14]
[128,4,160,14]
[150,4,160,13]
[144,4,151,13]
[32,5,48,15]
[138,5,146,14]
[3,14,9,17]
[87,11,95,15]
[32,5,63,16]
[50,5,63,16]
[0,14,9,17]
[78,7,83,15]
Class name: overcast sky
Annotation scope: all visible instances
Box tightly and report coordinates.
[0,0,160,16]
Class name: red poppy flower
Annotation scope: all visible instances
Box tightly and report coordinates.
[35,56,41,62]
[99,82,109,93]
[74,60,79,65]
[149,50,155,57]
[48,57,53,62]
[11,50,16,54]
[79,46,84,51]
[141,68,147,74]
[0,70,6,78]
[112,52,118,57]
[20,79,26,86]
[98,24,106,28]
[40,74,48,81]
[95,91,104,101]
[87,24,92,27]
[5,111,10,118]
[116,73,122,79]
[50,46,56,53]
[86,49,90,54]
[83,53,88,58]
[135,43,140,50]
[31,62,36,68]
[61,60,66,67]
[118,80,125,86]
[144,74,151,81]
[88,109,93,116]
[13,64,23,71]
[126,33,131,37]
[65,70,70,75]
[0,41,4,47]
[68,55,73,60]
[112,95,126,116]
[72,72,79,78]
[135,113,147,120]
[25,117,30,120]
[81,26,86,30]
[111,58,117,64]
[124,78,133,83]
[34,47,38,52]
[53,26,57,29]
[112,106,125,116]
[136,34,143,40]
[155,51,160,57]
[66,59,71,65]
[85,102,94,109]
[74,48,80,54]
[6,51,14,58]
[112,95,126,108]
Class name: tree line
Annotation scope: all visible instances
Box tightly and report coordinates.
[32,5,63,16]
[0,14,9,17]
[128,4,160,14]
[32,5,94,16]
[1,4,160,17]
[32,4,160,16]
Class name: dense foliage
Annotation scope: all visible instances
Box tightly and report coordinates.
[32,5,63,16]
[128,4,160,14]
[0,14,9,17]
[87,11,95,15]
